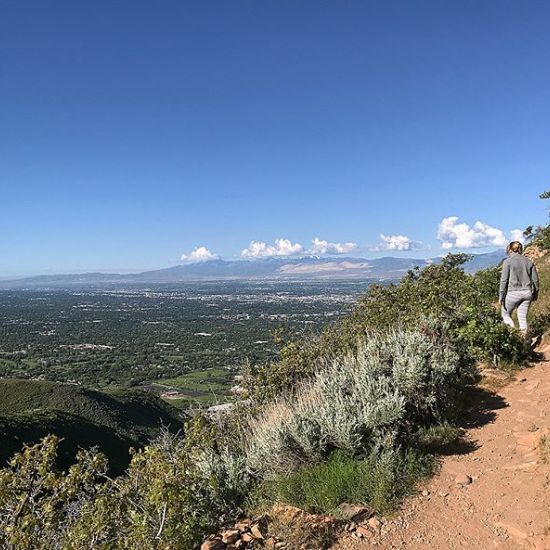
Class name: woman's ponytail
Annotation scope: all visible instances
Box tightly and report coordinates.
[506,241,523,255]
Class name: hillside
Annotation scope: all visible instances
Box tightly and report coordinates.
[0,379,183,474]
[526,246,550,324]
[329,248,550,548]
[0,250,536,549]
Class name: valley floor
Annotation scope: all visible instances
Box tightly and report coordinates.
[334,347,550,549]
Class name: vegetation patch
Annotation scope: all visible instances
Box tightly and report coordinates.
[540,433,550,464]
[259,450,432,517]
[0,379,182,474]
[154,367,235,406]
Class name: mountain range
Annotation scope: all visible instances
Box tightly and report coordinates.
[0,251,505,289]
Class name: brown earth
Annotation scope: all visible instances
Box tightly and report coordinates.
[333,347,550,550]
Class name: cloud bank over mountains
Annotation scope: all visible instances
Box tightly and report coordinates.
[371,234,424,251]
[181,217,525,262]
[240,238,358,258]
[181,246,219,262]
[310,238,358,255]
[241,238,305,258]
[437,217,524,249]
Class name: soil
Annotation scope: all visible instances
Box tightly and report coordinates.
[333,347,550,549]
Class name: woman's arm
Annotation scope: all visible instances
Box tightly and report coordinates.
[499,260,510,304]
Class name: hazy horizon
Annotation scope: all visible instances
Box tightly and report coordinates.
[1,248,507,280]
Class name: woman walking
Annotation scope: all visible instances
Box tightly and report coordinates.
[499,241,539,334]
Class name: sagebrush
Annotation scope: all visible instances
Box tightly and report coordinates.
[245,327,474,476]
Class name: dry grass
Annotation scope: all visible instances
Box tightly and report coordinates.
[540,433,550,464]
[267,507,341,550]
[478,364,518,391]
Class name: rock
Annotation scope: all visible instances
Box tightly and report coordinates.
[250,526,264,539]
[367,516,382,530]
[454,474,472,485]
[494,522,529,540]
[335,503,373,522]
[356,525,373,538]
[421,489,430,496]
[222,530,241,544]
[201,540,225,550]
[516,432,541,450]
[250,519,268,540]
[235,520,251,532]
[241,533,255,543]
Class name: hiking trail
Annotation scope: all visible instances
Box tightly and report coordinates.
[333,346,550,549]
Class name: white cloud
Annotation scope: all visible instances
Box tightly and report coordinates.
[372,234,424,251]
[437,217,506,249]
[310,237,358,255]
[241,238,304,258]
[510,228,526,244]
[181,246,219,262]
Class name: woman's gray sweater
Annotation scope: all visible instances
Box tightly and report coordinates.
[498,252,539,303]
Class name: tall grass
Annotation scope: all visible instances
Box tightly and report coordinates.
[260,449,433,516]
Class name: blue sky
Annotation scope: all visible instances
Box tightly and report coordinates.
[1,1,550,276]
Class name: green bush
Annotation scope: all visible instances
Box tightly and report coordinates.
[529,308,550,338]
[245,328,475,476]
[0,416,251,550]
[262,449,432,516]
[245,254,527,401]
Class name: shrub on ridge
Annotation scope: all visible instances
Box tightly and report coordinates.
[245,327,475,476]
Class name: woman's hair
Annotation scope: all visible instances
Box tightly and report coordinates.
[507,241,523,254]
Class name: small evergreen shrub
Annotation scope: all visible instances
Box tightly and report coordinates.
[416,423,462,451]
[0,417,251,550]
[245,328,475,476]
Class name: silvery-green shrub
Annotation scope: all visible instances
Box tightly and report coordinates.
[245,328,473,476]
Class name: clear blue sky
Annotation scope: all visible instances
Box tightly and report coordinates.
[2,1,550,276]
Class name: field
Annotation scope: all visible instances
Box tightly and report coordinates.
[0,280,374,406]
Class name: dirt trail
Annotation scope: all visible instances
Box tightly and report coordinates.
[334,348,550,549]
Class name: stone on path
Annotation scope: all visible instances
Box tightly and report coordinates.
[201,540,225,550]
[454,474,472,485]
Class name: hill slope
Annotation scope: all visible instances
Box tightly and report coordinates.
[0,379,183,474]
[333,249,550,549]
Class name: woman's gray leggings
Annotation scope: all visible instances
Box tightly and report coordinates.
[502,289,532,331]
